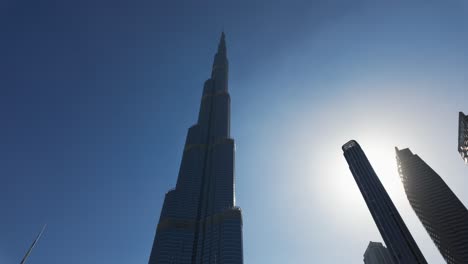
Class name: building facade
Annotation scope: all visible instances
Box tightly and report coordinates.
[342,140,427,264]
[148,33,243,264]
[458,112,468,164]
[364,241,395,264]
[396,147,468,264]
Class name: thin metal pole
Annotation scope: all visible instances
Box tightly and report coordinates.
[20,224,47,264]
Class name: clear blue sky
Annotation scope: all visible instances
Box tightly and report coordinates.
[1,0,467,263]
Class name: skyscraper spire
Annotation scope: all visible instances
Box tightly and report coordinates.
[211,32,229,93]
[217,32,226,55]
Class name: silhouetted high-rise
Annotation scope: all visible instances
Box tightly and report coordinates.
[396,147,468,264]
[148,33,243,264]
[364,241,395,264]
[458,112,468,164]
[342,140,427,264]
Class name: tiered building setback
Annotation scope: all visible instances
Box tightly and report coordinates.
[148,33,243,264]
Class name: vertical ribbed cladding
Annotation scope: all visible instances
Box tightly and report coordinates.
[396,147,468,264]
[342,140,427,264]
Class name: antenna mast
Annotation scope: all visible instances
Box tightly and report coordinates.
[20,224,47,264]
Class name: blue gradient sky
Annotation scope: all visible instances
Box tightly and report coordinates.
[1,0,467,263]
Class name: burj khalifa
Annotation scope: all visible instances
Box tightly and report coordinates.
[148,33,244,264]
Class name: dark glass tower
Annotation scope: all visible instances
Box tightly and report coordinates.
[342,140,427,264]
[458,112,468,164]
[396,147,468,264]
[148,33,243,264]
[364,241,395,264]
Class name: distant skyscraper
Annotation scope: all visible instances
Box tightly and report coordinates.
[458,112,468,164]
[396,147,468,264]
[364,241,395,264]
[342,140,427,264]
[148,33,243,264]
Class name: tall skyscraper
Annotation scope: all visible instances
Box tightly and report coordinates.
[458,112,468,164]
[342,140,427,264]
[148,33,243,264]
[396,147,468,264]
[364,241,395,264]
